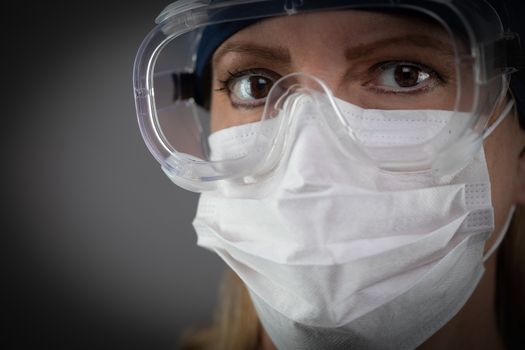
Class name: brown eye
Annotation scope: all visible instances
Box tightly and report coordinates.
[394,65,430,88]
[250,76,272,99]
[230,74,274,102]
[368,62,437,93]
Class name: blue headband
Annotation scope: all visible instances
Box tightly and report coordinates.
[194,18,259,105]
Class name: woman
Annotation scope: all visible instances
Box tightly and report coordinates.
[134,0,525,349]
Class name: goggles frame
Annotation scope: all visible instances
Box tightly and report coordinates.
[134,0,515,191]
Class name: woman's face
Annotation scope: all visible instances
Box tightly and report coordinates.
[209,10,525,254]
[210,10,460,131]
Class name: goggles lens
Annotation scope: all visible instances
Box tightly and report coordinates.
[135,1,508,191]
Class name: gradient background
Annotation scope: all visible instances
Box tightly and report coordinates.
[4,2,225,349]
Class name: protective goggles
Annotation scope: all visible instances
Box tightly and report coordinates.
[134,0,521,192]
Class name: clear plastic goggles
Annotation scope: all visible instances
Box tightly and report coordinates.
[134,0,515,192]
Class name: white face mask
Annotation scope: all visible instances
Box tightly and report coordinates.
[192,95,513,350]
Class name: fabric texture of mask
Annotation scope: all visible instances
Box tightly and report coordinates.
[193,95,496,350]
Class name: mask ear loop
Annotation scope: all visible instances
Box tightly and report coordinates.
[481,97,517,262]
[482,99,515,138]
[483,205,516,262]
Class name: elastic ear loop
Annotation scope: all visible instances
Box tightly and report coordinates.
[480,97,517,262]
[483,205,516,262]
[482,99,515,138]
[481,98,516,262]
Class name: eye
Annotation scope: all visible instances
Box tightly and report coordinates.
[367,62,440,93]
[232,75,273,101]
[219,69,279,108]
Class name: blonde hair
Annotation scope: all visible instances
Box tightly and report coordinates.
[179,269,260,350]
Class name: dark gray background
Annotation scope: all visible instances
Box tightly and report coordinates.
[4,2,225,349]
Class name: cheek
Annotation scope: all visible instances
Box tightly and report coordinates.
[346,87,457,110]
[210,92,229,132]
[210,91,266,132]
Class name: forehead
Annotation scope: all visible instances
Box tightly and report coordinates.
[211,10,456,73]
[218,10,449,49]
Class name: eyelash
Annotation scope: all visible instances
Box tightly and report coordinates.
[215,71,234,92]
[215,68,278,109]
[215,69,260,92]
[365,61,445,95]
[214,61,446,108]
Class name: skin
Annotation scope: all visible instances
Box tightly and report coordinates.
[418,100,525,350]
[209,10,525,350]
[210,11,459,131]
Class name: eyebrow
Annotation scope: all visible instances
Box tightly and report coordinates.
[213,42,291,67]
[344,35,455,61]
[212,34,454,67]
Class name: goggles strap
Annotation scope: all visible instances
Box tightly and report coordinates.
[508,33,525,81]
[483,205,516,262]
[490,33,525,75]
[172,72,196,101]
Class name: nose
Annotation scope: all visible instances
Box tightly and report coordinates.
[290,65,342,94]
